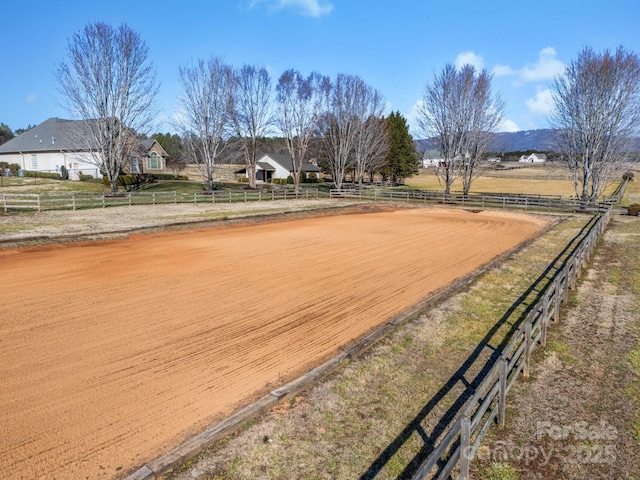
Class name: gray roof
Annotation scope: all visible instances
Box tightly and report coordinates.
[257,161,275,171]
[0,117,97,153]
[265,153,320,173]
[0,118,166,158]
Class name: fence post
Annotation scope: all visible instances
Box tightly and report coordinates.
[524,322,532,378]
[460,416,471,480]
[498,356,507,427]
[229,191,232,203]
[193,192,197,204]
[37,194,41,212]
[553,277,561,322]
[541,293,552,346]
[3,193,6,213]
[174,191,177,204]
[102,194,105,208]
[72,193,76,211]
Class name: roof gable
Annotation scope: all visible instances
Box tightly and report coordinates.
[258,153,320,173]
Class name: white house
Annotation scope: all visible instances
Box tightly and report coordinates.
[238,153,321,182]
[0,117,167,180]
[519,153,547,163]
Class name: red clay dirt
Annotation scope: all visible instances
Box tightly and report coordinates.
[0,207,547,479]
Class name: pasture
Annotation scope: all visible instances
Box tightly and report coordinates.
[0,207,547,479]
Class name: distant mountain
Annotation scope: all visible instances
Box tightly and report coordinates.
[415,128,640,153]
[415,129,558,153]
[486,129,559,152]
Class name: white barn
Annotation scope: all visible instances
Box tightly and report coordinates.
[519,153,547,163]
[237,153,321,182]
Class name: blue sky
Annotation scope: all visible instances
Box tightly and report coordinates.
[2,0,639,136]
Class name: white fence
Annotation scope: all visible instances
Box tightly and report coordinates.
[329,188,619,213]
[0,189,320,213]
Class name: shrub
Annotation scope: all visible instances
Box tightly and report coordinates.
[176,175,189,180]
[286,175,294,184]
[238,177,249,183]
[627,203,640,216]
[116,174,157,191]
[23,170,61,179]
[154,173,177,180]
[60,165,69,180]
[78,173,94,182]
[623,171,635,181]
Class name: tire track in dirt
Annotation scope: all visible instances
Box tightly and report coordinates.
[0,207,547,478]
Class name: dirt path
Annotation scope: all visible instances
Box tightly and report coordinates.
[471,215,640,479]
[0,207,546,479]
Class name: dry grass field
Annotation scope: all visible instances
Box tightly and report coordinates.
[0,205,547,479]
[405,163,627,199]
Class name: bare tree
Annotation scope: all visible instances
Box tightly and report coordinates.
[457,68,504,195]
[177,57,233,191]
[275,69,329,193]
[56,22,158,193]
[418,64,503,195]
[321,74,386,190]
[351,88,389,187]
[552,46,640,203]
[230,64,273,189]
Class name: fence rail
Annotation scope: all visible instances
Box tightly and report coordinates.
[329,188,619,213]
[410,205,613,480]
[0,189,320,213]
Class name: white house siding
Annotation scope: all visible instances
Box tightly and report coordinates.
[0,151,101,180]
[257,156,290,179]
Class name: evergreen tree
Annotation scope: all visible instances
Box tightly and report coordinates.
[152,132,182,161]
[0,123,14,146]
[380,111,419,183]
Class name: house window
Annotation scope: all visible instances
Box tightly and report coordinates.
[31,154,37,169]
[147,152,162,170]
[130,157,139,174]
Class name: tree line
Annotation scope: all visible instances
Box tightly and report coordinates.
[51,22,418,193]
[9,21,640,200]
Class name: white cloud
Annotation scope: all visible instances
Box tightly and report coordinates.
[520,47,565,82]
[525,88,555,115]
[249,0,333,17]
[455,51,484,71]
[492,64,516,77]
[499,118,520,133]
[25,94,37,104]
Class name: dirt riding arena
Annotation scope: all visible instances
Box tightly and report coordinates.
[0,207,547,478]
